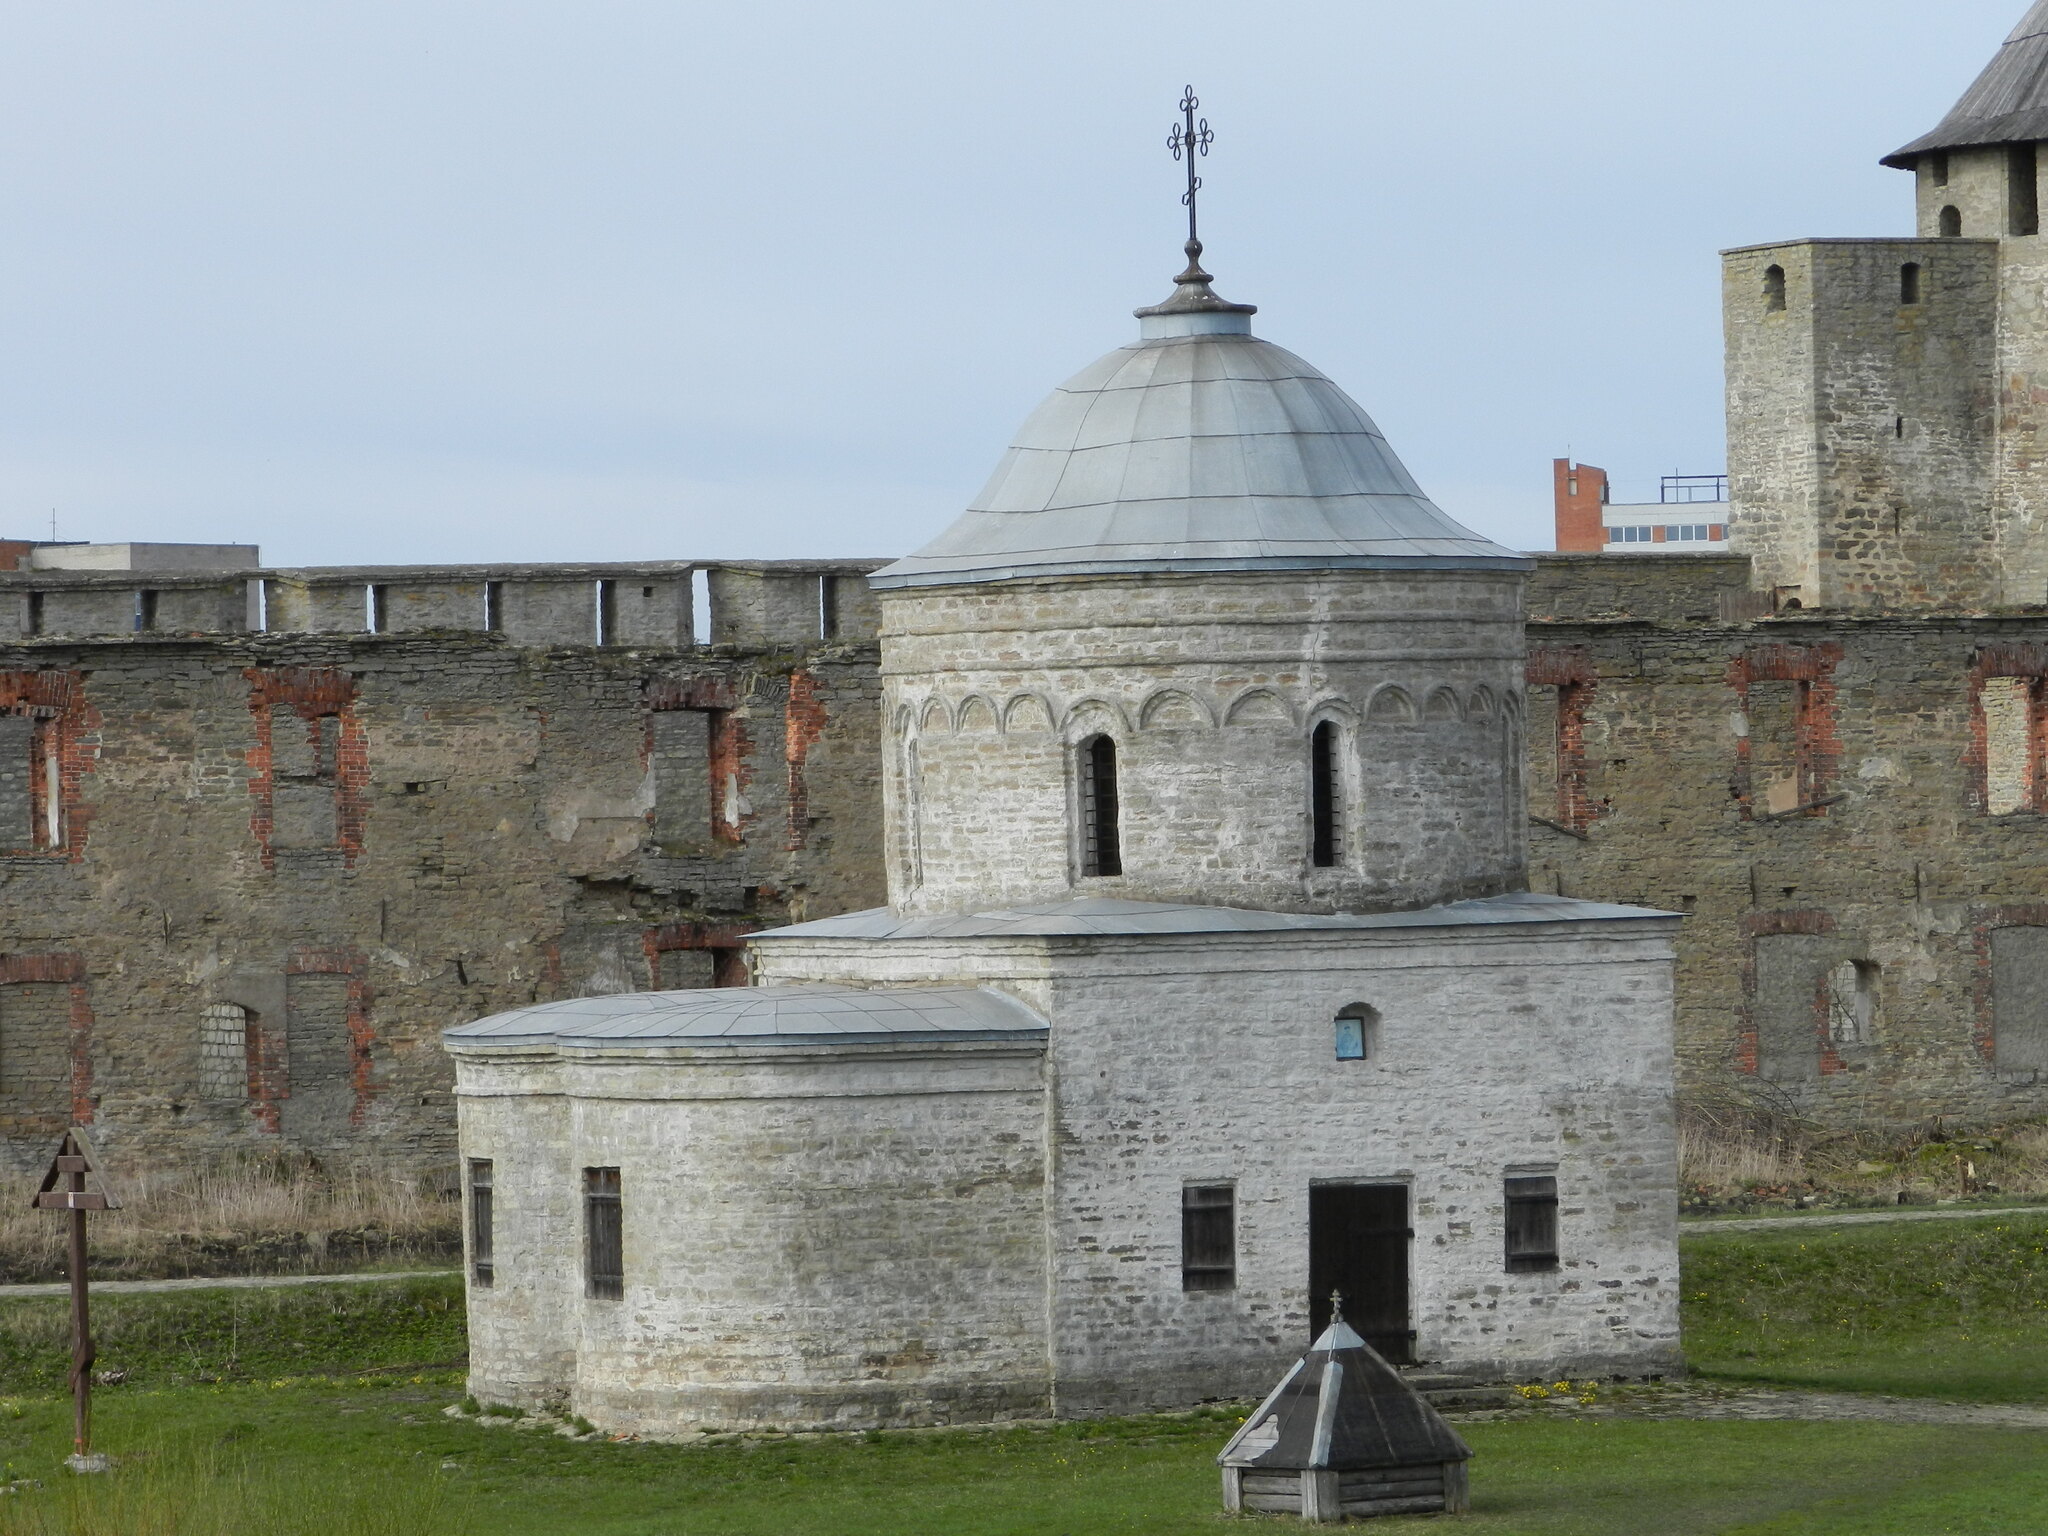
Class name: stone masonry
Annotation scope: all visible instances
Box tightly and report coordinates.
[1528,553,2048,1124]
[0,559,886,1180]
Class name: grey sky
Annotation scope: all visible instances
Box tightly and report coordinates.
[0,1,2018,564]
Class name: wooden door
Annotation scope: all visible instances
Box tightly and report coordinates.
[1308,1183,1414,1363]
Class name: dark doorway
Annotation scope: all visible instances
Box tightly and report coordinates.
[1308,1184,1413,1363]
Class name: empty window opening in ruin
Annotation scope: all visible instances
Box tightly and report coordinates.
[1310,721,1344,868]
[1079,734,1122,878]
[197,1002,248,1099]
[1901,262,1922,306]
[0,983,70,1100]
[365,585,388,635]
[1992,926,2048,1074]
[1504,1174,1560,1273]
[25,593,43,638]
[270,707,344,851]
[691,569,711,645]
[134,590,159,633]
[650,707,723,855]
[595,580,617,647]
[2012,144,2041,236]
[1334,1003,1380,1063]
[1181,1184,1235,1292]
[584,1166,623,1300]
[1742,678,1811,817]
[0,714,52,853]
[1827,960,1879,1048]
[483,581,503,634]
[1763,264,1787,311]
[818,574,837,641]
[1982,675,2042,815]
[1941,204,1964,238]
[1931,151,1951,187]
[468,1159,494,1289]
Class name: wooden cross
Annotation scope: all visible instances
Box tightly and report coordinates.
[32,1129,116,1463]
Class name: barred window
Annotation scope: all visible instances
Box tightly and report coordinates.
[1181,1184,1235,1292]
[584,1166,623,1301]
[197,1003,249,1099]
[1505,1175,1560,1273]
[1310,722,1343,868]
[1079,735,1122,878]
[469,1159,495,1289]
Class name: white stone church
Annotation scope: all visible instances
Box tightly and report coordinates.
[445,240,1683,1436]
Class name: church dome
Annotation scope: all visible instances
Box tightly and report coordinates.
[871,262,1524,590]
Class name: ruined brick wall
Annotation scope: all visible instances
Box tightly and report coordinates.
[1529,600,2048,1126]
[0,562,886,1182]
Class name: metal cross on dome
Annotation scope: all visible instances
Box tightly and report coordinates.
[1168,85,1214,248]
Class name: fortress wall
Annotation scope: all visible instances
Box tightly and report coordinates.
[0,564,887,1180]
[1530,605,2048,1126]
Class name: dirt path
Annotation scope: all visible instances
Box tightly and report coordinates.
[1681,1205,2048,1236]
[0,1269,458,1300]
[1460,1384,2048,1430]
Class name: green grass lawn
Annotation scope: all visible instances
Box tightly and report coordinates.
[0,1219,2042,1532]
[0,1384,2042,1536]
[1682,1209,2048,1401]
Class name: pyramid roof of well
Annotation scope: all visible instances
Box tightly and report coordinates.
[1216,1316,1472,1474]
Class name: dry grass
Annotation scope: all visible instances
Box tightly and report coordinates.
[0,1155,459,1283]
[1679,1079,2048,1213]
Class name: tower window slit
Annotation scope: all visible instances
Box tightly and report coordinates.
[1931,151,1950,187]
[1763,264,1787,312]
[2012,144,2040,237]
[1310,721,1342,867]
[1941,205,1964,238]
[1079,734,1122,877]
[1901,262,1921,305]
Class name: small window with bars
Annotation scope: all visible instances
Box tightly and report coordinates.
[1504,1174,1560,1273]
[1310,722,1343,868]
[1079,734,1122,878]
[584,1166,623,1300]
[469,1159,495,1289]
[1181,1184,1236,1292]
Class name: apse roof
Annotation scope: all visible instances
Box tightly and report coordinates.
[1218,1314,1473,1473]
[750,893,1679,943]
[443,983,1048,1050]
[1884,2,2048,166]
[869,259,1526,591]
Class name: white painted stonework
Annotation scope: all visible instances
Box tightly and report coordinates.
[447,259,1683,1435]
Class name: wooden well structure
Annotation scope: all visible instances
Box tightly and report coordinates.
[1218,1309,1472,1521]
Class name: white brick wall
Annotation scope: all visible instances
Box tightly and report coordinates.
[880,570,1529,916]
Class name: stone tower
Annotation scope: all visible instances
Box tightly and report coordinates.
[1725,1,2048,609]
[869,253,1533,916]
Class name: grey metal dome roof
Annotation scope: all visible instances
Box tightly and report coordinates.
[871,269,1525,591]
[1884,2,2048,167]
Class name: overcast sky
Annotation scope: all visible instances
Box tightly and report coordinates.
[0,1,2023,565]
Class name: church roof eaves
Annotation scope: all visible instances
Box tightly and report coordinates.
[751,892,1681,943]
[1883,2,2048,167]
[443,983,1048,1050]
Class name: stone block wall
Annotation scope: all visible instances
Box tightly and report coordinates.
[0,560,888,1181]
[1723,238,2001,609]
[881,570,1529,917]
[1529,603,2048,1125]
[753,915,1683,1402]
[455,1040,1052,1433]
